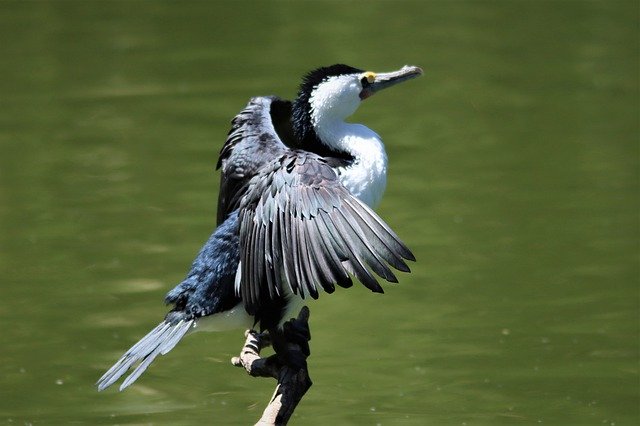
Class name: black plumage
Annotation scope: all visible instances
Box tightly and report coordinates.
[97,65,419,392]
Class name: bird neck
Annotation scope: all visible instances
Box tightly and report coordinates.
[290,96,388,208]
[315,118,388,208]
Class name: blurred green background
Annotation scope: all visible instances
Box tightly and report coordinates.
[0,1,637,425]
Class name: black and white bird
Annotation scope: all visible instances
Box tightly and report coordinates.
[97,64,422,391]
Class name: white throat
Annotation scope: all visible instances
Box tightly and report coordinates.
[307,76,388,207]
[313,118,388,208]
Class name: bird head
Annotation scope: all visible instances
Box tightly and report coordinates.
[292,64,423,146]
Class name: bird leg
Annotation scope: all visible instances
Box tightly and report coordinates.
[272,309,312,371]
[231,307,312,425]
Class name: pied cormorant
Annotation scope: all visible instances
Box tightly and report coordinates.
[97,64,423,391]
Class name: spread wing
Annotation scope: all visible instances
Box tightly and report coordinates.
[237,151,415,315]
[216,96,291,225]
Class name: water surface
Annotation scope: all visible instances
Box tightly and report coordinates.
[0,1,637,425]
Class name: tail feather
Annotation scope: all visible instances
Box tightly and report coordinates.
[96,319,194,391]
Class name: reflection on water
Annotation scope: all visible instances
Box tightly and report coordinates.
[0,1,637,425]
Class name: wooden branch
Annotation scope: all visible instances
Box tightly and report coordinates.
[231,307,312,425]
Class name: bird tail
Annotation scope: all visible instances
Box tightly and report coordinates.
[96,318,194,391]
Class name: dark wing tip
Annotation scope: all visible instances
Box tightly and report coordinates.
[403,248,417,263]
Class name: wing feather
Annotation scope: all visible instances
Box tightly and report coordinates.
[341,199,411,272]
[342,197,416,262]
[252,218,264,302]
[280,205,297,297]
[296,216,319,298]
[237,152,414,313]
[305,217,338,293]
[335,207,398,283]
[215,97,290,225]
[328,210,383,293]
[313,210,353,289]
[263,219,277,299]
[270,210,284,296]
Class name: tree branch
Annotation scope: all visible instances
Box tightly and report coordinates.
[231,307,312,425]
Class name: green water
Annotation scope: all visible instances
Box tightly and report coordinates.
[0,1,637,424]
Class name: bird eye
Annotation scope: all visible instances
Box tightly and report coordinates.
[362,72,376,84]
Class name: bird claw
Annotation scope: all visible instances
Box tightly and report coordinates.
[233,308,311,376]
[282,316,311,357]
[274,307,311,370]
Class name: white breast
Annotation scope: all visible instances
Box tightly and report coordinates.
[315,121,388,208]
[335,126,388,208]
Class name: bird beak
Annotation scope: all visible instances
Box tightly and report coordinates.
[360,65,423,100]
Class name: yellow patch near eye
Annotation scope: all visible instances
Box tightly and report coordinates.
[363,72,376,83]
